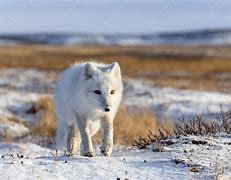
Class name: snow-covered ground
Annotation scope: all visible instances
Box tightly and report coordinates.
[0,68,230,179]
[123,80,231,120]
[0,135,230,179]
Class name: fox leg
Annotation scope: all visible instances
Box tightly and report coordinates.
[77,119,95,157]
[100,117,113,157]
[67,124,79,156]
[56,121,68,151]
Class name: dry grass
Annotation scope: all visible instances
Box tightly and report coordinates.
[133,107,231,149]
[214,161,225,180]
[174,107,231,136]
[1,45,231,73]
[113,104,162,145]
[30,96,56,137]
[0,120,13,143]
[0,45,231,92]
[28,96,231,147]
[0,116,29,143]
[28,96,172,146]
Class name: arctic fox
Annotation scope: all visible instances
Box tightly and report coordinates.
[54,62,123,157]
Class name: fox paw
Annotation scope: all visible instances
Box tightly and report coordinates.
[83,151,95,157]
[100,146,112,157]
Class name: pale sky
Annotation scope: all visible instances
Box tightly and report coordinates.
[0,0,231,34]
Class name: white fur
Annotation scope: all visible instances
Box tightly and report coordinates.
[54,62,123,157]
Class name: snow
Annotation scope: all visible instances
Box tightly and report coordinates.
[0,91,39,117]
[0,118,29,139]
[0,135,230,179]
[0,68,57,93]
[123,80,231,120]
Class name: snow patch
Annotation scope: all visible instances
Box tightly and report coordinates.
[0,119,29,139]
[123,80,231,120]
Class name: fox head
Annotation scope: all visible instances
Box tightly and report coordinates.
[82,62,123,114]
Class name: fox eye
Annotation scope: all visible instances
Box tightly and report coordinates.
[110,90,115,94]
[94,90,101,95]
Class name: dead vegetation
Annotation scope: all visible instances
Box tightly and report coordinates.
[20,95,231,148]
[112,105,172,145]
[173,115,221,136]
[214,160,225,180]
[29,96,56,137]
[0,45,231,92]
[1,45,231,73]
[174,106,231,136]
[0,116,29,143]
[27,96,173,146]
[133,106,231,149]
[3,96,231,148]
[132,130,171,149]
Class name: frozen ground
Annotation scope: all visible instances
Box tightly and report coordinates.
[0,135,230,179]
[0,68,230,179]
[123,80,231,120]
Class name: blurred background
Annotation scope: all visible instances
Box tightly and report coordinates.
[1,0,231,45]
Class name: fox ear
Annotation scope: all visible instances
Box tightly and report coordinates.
[85,63,96,79]
[109,62,121,78]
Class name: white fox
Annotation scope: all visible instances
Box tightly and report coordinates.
[54,62,123,157]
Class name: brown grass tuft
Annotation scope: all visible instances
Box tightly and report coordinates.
[29,97,169,146]
[93,104,173,146]
[30,96,56,137]
[114,105,158,145]
[113,104,159,145]
[0,116,30,143]
[214,160,225,180]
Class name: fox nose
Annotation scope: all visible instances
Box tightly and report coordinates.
[104,107,110,112]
